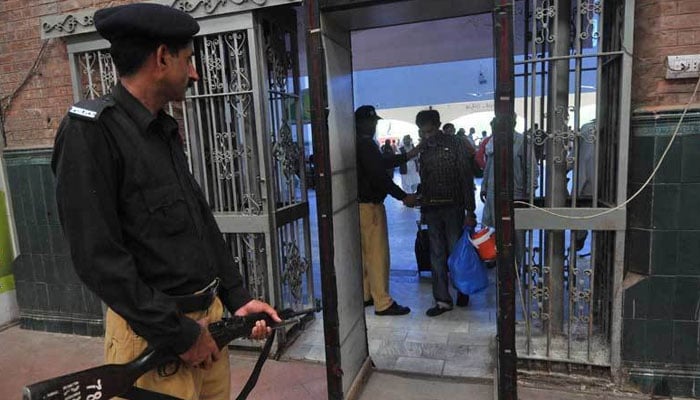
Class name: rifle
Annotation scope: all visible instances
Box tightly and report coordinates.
[22,308,314,400]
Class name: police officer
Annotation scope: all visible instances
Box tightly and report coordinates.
[355,105,418,316]
[51,4,280,399]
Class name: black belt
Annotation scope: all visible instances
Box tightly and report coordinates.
[171,279,219,313]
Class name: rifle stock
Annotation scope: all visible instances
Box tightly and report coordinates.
[22,348,174,400]
[22,312,284,400]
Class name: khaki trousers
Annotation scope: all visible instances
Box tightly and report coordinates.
[105,297,230,400]
[359,202,394,311]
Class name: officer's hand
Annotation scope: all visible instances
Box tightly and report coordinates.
[402,193,418,208]
[234,299,281,340]
[480,191,487,203]
[179,317,220,369]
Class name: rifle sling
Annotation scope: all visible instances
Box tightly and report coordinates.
[122,331,276,400]
[236,329,276,400]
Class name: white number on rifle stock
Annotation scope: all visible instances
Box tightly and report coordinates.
[45,379,102,400]
[63,382,80,400]
[86,379,103,400]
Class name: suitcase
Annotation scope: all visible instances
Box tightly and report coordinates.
[415,221,431,275]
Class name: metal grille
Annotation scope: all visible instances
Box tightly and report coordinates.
[266,24,303,208]
[226,233,268,300]
[186,31,260,213]
[181,18,313,311]
[262,17,313,310]
[182,30,273,302]
[514,0,630,369]
[74,49,117,99]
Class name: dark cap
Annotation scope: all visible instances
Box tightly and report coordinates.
[94,3,200,42]
[355,105,382,122]
[416,109,441,127]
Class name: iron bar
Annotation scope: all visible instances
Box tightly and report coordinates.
[610,0,636,377]
[589,0,605,364]
[514,66,598,77]
[525,0,540,357]
[493,1,518,398]
[192,68,210,203]
[305,2,343,398]
[224,33,239,213]
[97,53,108,96]
[268,90,299,98]
[217,34,234,211]
[291,14,314,310]
[202,36,224,211]
[84,53,96,99]
[181,100,194,173]
[567,0,584,362]
[545,0,570,342]
[246,25,262,220]
[521,0,534,357]
[537,22,547,359]
[514,50,623,64]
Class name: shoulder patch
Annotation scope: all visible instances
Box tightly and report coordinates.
[68,97,115,121]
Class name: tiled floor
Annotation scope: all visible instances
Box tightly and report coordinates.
[283,268,498,380]
[295,176,497,379]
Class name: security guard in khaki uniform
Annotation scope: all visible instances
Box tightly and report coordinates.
[51,4,280,399]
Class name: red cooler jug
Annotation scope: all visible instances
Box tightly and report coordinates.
[470,227,497,261]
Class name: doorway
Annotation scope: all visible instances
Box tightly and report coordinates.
[285,11,499,381]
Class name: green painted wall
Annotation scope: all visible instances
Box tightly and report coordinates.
[6,149,103,336]
[624,109,700,397]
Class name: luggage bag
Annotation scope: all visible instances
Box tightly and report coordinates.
[415,221,431,275]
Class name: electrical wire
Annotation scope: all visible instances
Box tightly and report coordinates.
[0,39,52,121]
[514,74,700,220]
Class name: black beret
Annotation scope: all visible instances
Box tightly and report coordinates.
[355,105,382,122]
[94,3,199,42]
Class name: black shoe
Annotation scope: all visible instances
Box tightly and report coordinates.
[456,292,470,307]
[426,304,453,317]
[364,299,374,307]
[375,302,410,316]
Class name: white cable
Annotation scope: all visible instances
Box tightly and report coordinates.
[514,75,700,220]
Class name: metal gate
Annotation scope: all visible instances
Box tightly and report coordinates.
[513,0,633,373]
[67,8,315,345]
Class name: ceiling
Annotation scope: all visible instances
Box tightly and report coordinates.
[350,14,496,71]
[295,0,526,74]
[322,0,495,31]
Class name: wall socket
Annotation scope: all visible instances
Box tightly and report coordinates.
[666,55,700,79]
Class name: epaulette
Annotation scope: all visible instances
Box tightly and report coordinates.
[68,96,115,121]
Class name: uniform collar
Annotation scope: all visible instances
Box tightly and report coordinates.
[112,82,177,136]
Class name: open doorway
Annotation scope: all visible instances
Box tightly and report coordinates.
[284,10,500,380]
[251,0,628,396]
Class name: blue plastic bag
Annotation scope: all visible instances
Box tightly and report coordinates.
[447,229,489,295]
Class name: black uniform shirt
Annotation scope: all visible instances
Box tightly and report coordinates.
[51,83,252,353]
[356,135,408,203]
